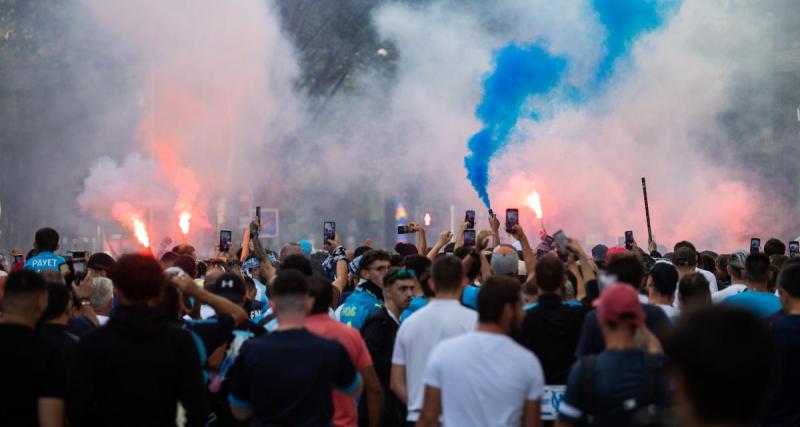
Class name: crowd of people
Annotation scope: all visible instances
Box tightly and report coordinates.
[0,217,798,427]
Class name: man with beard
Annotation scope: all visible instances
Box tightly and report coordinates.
[390,256,476,425]
[417,276,544,427]
[360,267,417,426]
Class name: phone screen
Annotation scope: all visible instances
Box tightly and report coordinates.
[554,230,568,255]
[465,210,475,229]
[506,209,519,232]
[463,229,476,247]
[397,225,414,234]
[73,260,86,273]
[324,222,336,242]
[750,238,761,254]
[255,206,261,224]
[789,241,799,258]
[219,230,232,252]
[624,230,634,250]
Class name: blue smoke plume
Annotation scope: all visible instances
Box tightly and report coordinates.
[464,0,676,208]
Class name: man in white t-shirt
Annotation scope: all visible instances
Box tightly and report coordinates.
[711,250,748,304]
[418,275,544,427]
[646,262,679,320]
[672,245,717,310]
[391,256,477,424]
[673,241,718,293]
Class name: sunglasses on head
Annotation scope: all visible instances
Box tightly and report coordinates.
[385,267,416,282]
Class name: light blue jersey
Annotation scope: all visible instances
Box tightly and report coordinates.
[24,251,65,273]
[461,285,480,310]
[724,290,781,318]
[338,282,383,329]
[400,296,428,323]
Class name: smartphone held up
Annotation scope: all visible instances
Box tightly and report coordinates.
[397,225,415,234]
[463,229,476,247]
[750,237,761,254]
[505,209,519,233]
[624,231,634,250]
[465,210,475,229]
[219,230,232,252]
[324,222,336,242]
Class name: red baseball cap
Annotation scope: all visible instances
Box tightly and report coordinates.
[605,246,628,262]
[594,284,644,326]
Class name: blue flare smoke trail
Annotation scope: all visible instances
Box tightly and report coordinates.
[464,0,676,208]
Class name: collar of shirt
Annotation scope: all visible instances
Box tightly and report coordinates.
[426,298,463,307]
[358,280,383,300]
[306,312,335,325]
[110,305,166,337]
[386,307,400,325]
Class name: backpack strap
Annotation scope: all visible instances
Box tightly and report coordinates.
[580,355,596,424]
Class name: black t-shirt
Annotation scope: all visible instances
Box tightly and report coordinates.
[559,349,669,427]
[521,293,591,384]
[359,307,406,427]
[40,324,79,423]
[765,314,800,426]
[0,323,66,427]
[575,303,671,357]
[228,328,358,427]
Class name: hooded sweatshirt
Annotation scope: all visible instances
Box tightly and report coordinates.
[74,305,209,426]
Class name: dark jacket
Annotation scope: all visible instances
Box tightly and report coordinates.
[75,305,208,426]
[359,307,406,427]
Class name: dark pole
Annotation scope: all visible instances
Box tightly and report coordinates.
[642,177,653,243]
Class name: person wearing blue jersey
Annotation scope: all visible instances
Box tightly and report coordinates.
[338,250,391,329]
[24,227,67,275]
[242,257,269,305]
[187,272,261,427]
[724,252,781,318]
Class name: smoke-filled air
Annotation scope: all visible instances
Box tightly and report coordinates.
[0,0,798,254]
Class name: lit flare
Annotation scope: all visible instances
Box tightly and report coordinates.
[179,211,191,235]
[133,218,151,248]
[525,190,543,219]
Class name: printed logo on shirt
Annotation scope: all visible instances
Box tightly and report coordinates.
[541,385,566,421]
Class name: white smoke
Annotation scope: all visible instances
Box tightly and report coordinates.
[78,0,304,246]
[68,0,794,254]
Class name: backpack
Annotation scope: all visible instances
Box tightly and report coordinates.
[578,353,674,427]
